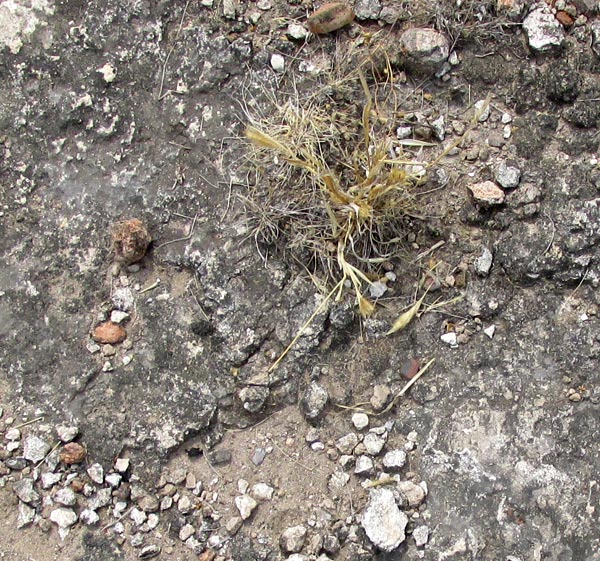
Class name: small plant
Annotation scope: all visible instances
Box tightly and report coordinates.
[242,55,440,316]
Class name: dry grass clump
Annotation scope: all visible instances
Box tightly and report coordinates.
[242,62,440,316]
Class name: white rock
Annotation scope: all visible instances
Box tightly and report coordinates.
[413,524,430,546]
[41,472,62,489]
[80,509,100,525]
[336,433,359,454]
[474,99,490,122]
[396,126,412,139]
[440,332,457,347]
[368,281,387,299]
[55,425,79,443]
[130,507,147,526]
[270,54,285,72]
[352,413,369,430]
[431,115,445,141]
[54,487,77,506]
[287,23,308,40]
[23,435,51,463]
[328,471,350,492]
[17,502,36,528]
[5,427,20,441]
[523,4,565,52]
[50,507,78,529]
[14,478,39,504]
[397,480,427,507]
[105,473,122,487]
[363,433,386,456]
[251,483,274,501]
[474,248,493,277]
[361,488,408,551]
[484,325,496,339]
[178,495,193,514]
[280,525,307,553]
[382,450,407,471]
[179,523,195,541]
[237,479,249,494]
[110,310,129,323]
[235,494,258,520]
[114,458,130,473]
[501,112,512,124]
[399,28,449,75]
[87,463,104,485]
[495,161,521,189]
[147,513,160,530]
[354,455,375,475]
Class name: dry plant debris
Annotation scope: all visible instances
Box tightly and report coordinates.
[243,61,441,316]
[111,218,151,264]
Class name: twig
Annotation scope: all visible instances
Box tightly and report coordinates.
[12,416,44,430]
[139,279,161,294]
[413,240,445,262]
[102,507,134,532]
[36,442,60,469]
[541,211,556,256]
[168,141,191,150]
[154,215,198,249]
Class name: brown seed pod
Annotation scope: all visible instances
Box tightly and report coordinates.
[555,10,574,27]
[60,442,86,464]
[92,321,127,344]
[307,2,355,34]
[111,218,151,264]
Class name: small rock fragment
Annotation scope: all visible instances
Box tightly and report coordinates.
[251,482,274,501]
[301,381,329,422]
[208,449,232,466]
[328,470,350,491]
[17,501,36,528]
[238,386,269,413]
[250,447,266,466]
[371,384,391,411]
[14,478,40,504]
[523,4,565,52]
[55,425,79,443]
[114,458,130,473]
[287,23,308,40]
[178,495,193,514]
[88,488,112,510]
[495,161,521,189]
[382,450,407,471]
[50,507,78,537]
[105,473,122,487]
[413,525,430,547]
[80,509,100,525]
[280,525,308,553]
[474,99,490,122]
[87,463,104,485]
[397,480,426,507]
[441,332,458,347]
[131,508,148,526]
[235,494,258,520]
[363,433,386,456]
[54,487,77,506]
[179,523,195,541]
[139,544,161,559]
[336,433,359,455]
[484,325,496,339]
[354,0,381,20]
[474,248,493,277]
[98,63,116,83]
[468,181,505,207]
[226,516,243,535]
[41,472,62,489]
[5,427,21,441]
[137,494,160,513]
[399,28,449,75]
[92,321,127,344]
[361,488,408,552]
[307,2,355,34]
[23,436,51,463]
[352,413,369,430]
[354,455,375,475]
[270,54,285,73]
[112,219,151,265]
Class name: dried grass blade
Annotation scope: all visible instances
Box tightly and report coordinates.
[245,125,287,152]
[386,292,426,335]
[396,139,437,147]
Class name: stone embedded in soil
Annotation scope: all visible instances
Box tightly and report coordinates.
[354,455,375,475]
[468,181,505,207]
[41,472,62,489]
[88,487,112,510]
[55,425,78,443]
[14,478,40,504]
[495,161,521,189]
[54,487,77,506]
[5,428,21,441]
[50,507,78,533]
[287,23,308,40]
[397,480,427,507]
[399,28,450,75]
[226,516,243,535]
[87,462,104,485]
[371,384,391,410]
[280,525,308,553]
[474,248,493,277]
[413,525,430,547]
[307,2,355,34]
[523,4,565,52]
[336,433,359,455]
[239,386,269,413]
[235,494,258,520]
[111,218,151,265]
[23,435,51,463]
[361,488,408,552]
[209,448,232,466]
[352,412,369,430]
[301,381,329,422]
[17,501,36,528]
[92,321,127,344]
[354,0,381,20]
[114,458,130,473]
[80,509,100,525]
[251,482,274,501]
[270,54,285,73]
[363,433,386,456]
[382,450,407,471]
[179,523,195,541]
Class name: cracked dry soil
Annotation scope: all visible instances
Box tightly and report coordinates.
[1,0,600,560]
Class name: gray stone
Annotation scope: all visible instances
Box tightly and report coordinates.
[147,513,159,530]
[287,23,308,40]
[54,487,77,506]
[361,488,408,552]
[352,412,369,430]
[280,525,307,553]
[592,21,600,57]
[354,0,381,20]
[523,4,565,52]
[239,386,269,413]
[250,447,266,466]
[17,501,36,528]
[5,457,27,470]
[336,433,359,455]
[160,496,173,511]
[14,478,40,504]
[178,495,193,514]
[87,463,104,485]
[185,535,204,554]
[382,450,407,471]
[397,480,427,507]
[167,467,187,485]
[179,523,195,541]
[41,472,62,489]
[111,287,135,311]
[413,525,430,547]
[474,248,493,277]
[363,433,386,456]
[371,385,391,411]
[80,509,100,525]
[139,545,161,558]
[88,487,112,510]
[251,482,274,501]
[354,455,375,476]
[322,534,340,554]
[226,516,243,535]
[106,473,122,487]
[328,470,350,492]
[23,435,51,463]
[5,428,21,441]
[131,533,144,547]
[301,381,329,422]
[208,448,232,465]
[235,494,258,520]
[55,425,79,443]
[50,507,78,529]
[137,494,159,513]
[131,507,148,526]
[399,28,449,75]
[495,162,521,189]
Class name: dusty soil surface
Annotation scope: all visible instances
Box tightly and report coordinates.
[1,0,600,560]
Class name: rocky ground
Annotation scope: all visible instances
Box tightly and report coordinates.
[2,0,600,560]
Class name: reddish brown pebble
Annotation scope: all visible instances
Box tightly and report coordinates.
[111,218,151,264]
[400,358,421,380]
[468,181,505,207]
[60,442,86,465]
[555,11,574,27]
[70,478,85,492]
[307,2,355,34]
[92,321,127,344]
[198,550,216,561]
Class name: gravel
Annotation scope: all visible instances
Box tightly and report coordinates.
[361,488,408,552]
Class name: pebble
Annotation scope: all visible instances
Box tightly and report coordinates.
[368,280,387,299]
[179,523,195,541]
[131,533,144,547]
[88,488,112,510]
[160,496,173,511]
[92,321,127,344]
[112,287,135,312]
[399,28,450,75]
[474,99,490,122]
[328,471,350,491]
[474,248,493,277]
[23,435,51,463]
[440,332,458,347]
[178,495,193,514]
[280,525,307,553]
[80,509,100,525]
[17,501,36,528]
[55,425,78,443]
[363,433,386,456]
[468,181,505,207]
[112,219,151,265]
[396,126,412,139]
[287,23,308,40]
[270,54,285,73]
[431,115,445,141]
[354,0,381,20]
[138,494,159,513]
[208,449,232,466]
[235,494,258,520]
[251,482,274,501]
[382,450,407,471]
[354,455,374,475]
[147,513,159,530]
[50,507,78,537]
[5,428,21,441]
[484,325,496,339]
[495,161,521,189]
[113,458,129,474]
[523,4,565,51]
[361,488,408,552]
[307,2,355,34]
[110,310,129,324]
[14,478,40,504]
[305,428,320,443]
[5,457,27,470]
[238,479,249,494]
[139,544,161,558]
[167,467,187,485]
[185,472,196,489]
[87,463,104,485]
[54,487,77,506]
[250,447,266,466]
[397,480,427,507]
[371,385,391,411]
[60,442,86,464]
[301,381,329,422]
[413,525,430,547]
[106,473,122,487]
[352,413,369,430]
[239,386,269,413]
[336,433,359,455]
[226,516,243,535]
[131,507,148,526]
[41,472,62,489]
[311,441,325,451]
